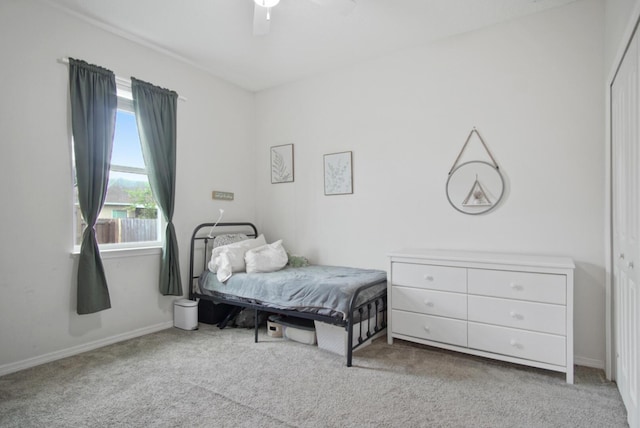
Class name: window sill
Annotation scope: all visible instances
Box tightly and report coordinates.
[71,245,162,259]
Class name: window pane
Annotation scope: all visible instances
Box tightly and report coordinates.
[96,171,159,245]
[112,110,145,169]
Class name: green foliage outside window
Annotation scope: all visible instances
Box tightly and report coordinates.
[126,186,158,219]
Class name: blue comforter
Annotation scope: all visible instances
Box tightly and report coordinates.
[197,265,387,320]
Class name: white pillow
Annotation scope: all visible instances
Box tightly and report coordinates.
[245,240,288,274]
[215,252,233,283]
[208,234,267,273]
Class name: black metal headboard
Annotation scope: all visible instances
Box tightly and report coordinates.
[188,222,258,299]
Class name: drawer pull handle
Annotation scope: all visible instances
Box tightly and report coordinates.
[509,339,522,349]
[423,299,434,307]
[424,275,434,281]
[620,253,625,260]
[423,325,430,332]
[509,283,523,291]
[629,262,635,269]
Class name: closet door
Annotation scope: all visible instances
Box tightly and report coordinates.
[612,28,640,428]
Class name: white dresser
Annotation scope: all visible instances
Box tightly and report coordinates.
[387,249,575,383]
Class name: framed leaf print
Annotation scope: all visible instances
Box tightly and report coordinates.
[324,151,353,195]
[271,144,294,184]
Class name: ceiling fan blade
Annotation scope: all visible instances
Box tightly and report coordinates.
[253,3,270,36]
[309,0,356,16]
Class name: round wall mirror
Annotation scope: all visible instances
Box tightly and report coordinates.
[446,161,504,215]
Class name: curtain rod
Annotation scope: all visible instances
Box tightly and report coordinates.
[57,57,187,102]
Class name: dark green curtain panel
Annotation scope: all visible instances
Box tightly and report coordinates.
[131,78,182,296]
[69,58,117,314]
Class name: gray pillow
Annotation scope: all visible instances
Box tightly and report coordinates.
[213,233,249,248]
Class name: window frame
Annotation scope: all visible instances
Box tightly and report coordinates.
[71,84,163,254]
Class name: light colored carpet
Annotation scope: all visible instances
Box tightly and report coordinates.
[0,324,628,427]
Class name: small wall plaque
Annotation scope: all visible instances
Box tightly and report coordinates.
[212,191,234,201]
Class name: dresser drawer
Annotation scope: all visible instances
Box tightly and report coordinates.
[392,263,466,293]
[468,322,565,366]
[468,295,566,335]
[392,310,467,347]
[468,269,566,304]
[392,286,467,320]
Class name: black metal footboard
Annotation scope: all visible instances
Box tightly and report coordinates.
[345,280,388,367]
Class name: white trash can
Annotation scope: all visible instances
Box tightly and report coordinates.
[174,299,198,330]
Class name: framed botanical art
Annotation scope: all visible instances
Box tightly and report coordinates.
[271,144,294,184]
[324,151,353,195]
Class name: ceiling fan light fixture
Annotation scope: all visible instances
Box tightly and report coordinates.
[254,0,280,8]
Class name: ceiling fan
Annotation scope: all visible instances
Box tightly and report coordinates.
[252,0,357,36]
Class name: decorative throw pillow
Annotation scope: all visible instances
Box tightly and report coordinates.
[287,253,310,268]
[213,233,248,248]
[208,234,267,274]
[245,240,288,273]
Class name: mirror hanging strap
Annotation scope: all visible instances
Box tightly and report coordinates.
[448,127,499,175]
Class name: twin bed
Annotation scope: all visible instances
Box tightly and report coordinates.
[188,222,388,366]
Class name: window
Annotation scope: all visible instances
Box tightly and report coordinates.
[73,86,162,249]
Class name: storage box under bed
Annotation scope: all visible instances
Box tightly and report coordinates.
[315,315,385,357]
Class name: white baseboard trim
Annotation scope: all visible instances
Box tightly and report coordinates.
[0,321,174,377]
[575,355,605,370]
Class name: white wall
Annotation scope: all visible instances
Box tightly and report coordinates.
[0,0,255,373]
[255,0,606,366]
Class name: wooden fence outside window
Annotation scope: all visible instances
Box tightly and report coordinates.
[92,218,158,244]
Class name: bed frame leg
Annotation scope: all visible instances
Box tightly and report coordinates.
[347,318,354,367]
[254,309,259,343]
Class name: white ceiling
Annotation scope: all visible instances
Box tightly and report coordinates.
[45,0,579,92]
